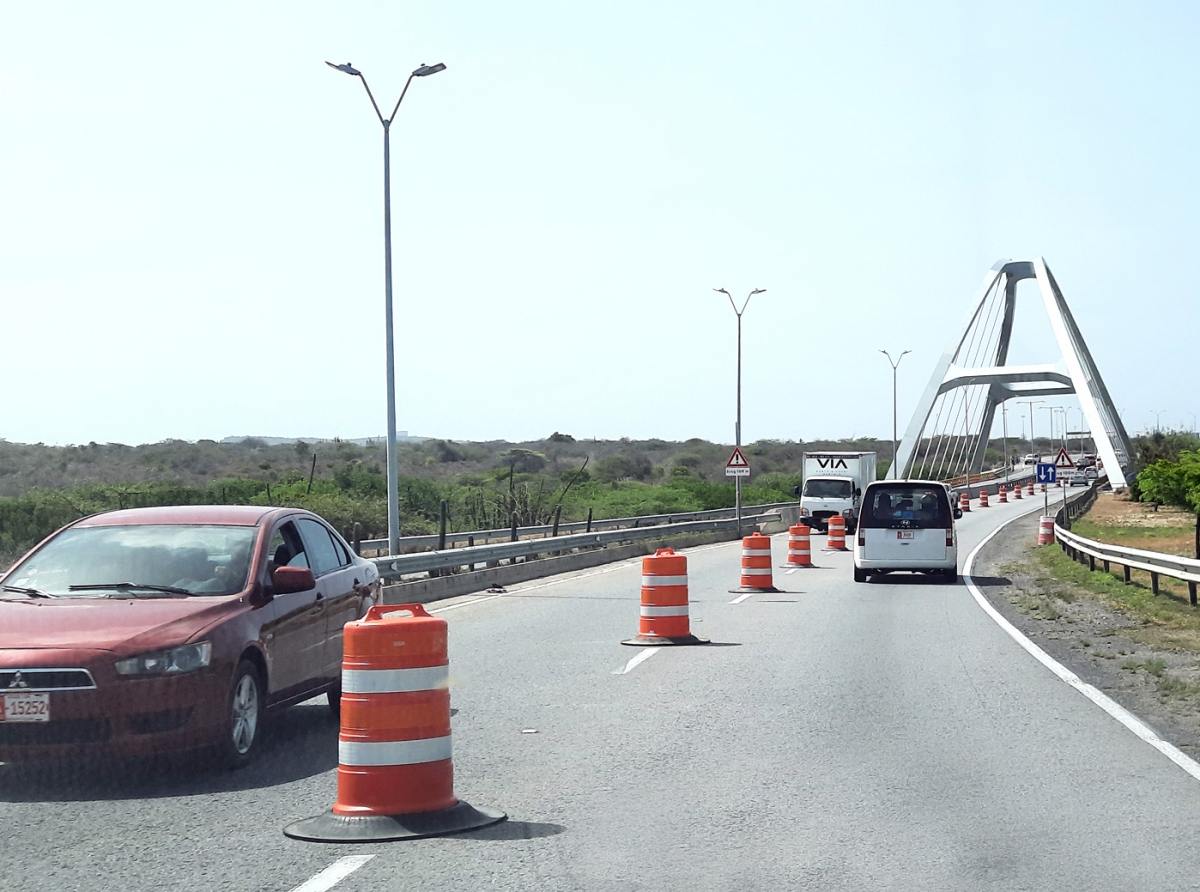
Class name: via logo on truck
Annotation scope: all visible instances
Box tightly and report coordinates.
[816,457,849,469]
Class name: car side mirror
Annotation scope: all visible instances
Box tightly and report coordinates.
[954,507,963,520]
[854,487,862,498]
[272,566,316,594]
[791,484,801,497]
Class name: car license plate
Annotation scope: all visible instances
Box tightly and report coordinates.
[897,531,914,539]
[2,692,50,723]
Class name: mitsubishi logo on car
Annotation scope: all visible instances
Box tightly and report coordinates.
[8,671,28,689]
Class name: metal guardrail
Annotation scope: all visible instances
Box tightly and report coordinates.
[369,513,777,581]
[1053,486,1200,605]
[358,502,795,554]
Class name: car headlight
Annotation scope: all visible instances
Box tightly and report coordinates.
[800,507,811,516]
[115,642,213,676]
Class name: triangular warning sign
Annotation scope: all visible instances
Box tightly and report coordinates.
[726,447,749,468]
[1054,447,1074,468]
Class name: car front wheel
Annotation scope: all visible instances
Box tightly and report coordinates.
[220,659,264,769]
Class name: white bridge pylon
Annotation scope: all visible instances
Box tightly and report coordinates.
[892,258,1134,489]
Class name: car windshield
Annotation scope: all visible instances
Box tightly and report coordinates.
[2,525,257,598]
[862,484,952,529]
[803,479,853,498]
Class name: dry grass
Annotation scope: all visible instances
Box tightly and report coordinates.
[1072,493,1196,559]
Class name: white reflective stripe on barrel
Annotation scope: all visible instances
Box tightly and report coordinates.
[338,734,452,767]
[342,664,449,694]
[741,567,772,576]
[641,575,688,587]
[741,548,772,557]
[640,605,690,617]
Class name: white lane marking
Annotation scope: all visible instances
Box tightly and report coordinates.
[289,855,376,892]
[613,648,661,674]
[786,569,798,575]
[430,595,499,613]
[963,505,1200,784]
[729,592,755,604]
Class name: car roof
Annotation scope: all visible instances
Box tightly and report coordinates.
[74,505,279,528]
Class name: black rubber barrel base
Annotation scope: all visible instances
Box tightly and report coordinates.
[728,585,782,594]
[777,564,815,569]
[621,634,709,646]
[283,800,506,843]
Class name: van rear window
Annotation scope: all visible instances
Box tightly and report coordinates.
[861,484,952,529]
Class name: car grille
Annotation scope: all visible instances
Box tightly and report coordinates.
[0,719,112,746]
[0,669,96,691]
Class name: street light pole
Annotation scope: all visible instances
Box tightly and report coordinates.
[1020,399,1044,461]
[715,287,765,534]
[327,60,446,556]
[879,349,911,479]
[1152,410,1166,434]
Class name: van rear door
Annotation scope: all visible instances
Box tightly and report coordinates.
[860,483,953,564]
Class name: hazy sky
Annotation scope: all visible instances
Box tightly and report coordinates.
[2,2,1195,447]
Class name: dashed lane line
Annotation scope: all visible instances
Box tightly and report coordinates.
[613,647,661,675]
[288,855,376,892]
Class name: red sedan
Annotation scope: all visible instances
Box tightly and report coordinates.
[0,505,380,767]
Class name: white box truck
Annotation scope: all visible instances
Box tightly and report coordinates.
[797,451,878,533]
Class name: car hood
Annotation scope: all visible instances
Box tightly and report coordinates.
[0,596,241,654]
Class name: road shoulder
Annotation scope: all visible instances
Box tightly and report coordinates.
[972,511,1200,762]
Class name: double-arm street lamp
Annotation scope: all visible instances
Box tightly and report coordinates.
[715,287,766,532]
[879,349,910,478]
[327,60,446,556]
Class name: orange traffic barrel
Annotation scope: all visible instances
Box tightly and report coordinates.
[731,531,782,592]
[959,491,970,513]
[1013,483,1023,500]
[1026,481,1035,497]
[999,486,1008,504]
[979,489,990,508]
[1038,516,1055,546]
[825,516,848,551]
[624,548,708,646]
[1041,482,1047,493]
[783,523,813,567]
[283,604,505,843]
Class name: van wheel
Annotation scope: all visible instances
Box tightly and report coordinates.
[327,684,342,720]
[853,567,868,583]
[941,570,958,584]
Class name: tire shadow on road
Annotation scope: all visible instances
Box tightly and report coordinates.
[0,700,339,803]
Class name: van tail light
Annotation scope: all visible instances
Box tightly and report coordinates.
[858,528,866,547]
[945,529,954,547]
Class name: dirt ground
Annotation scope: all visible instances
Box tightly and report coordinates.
[973,511,1200,761]
[1081,492,1197,558]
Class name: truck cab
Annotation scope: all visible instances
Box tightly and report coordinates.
[797,451,877,534]
[799,476,861,532]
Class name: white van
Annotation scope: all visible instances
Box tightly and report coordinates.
[852,480,960,583]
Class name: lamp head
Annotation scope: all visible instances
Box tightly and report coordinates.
[713,288,730,296]
[750,288,766,295]
[325,61,361,76]
[413,62,447,77]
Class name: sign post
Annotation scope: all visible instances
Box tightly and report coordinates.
[1036,462,1057,513]
[725,447,751,536]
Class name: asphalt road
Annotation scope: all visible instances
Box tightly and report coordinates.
[5,486,1200,891]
